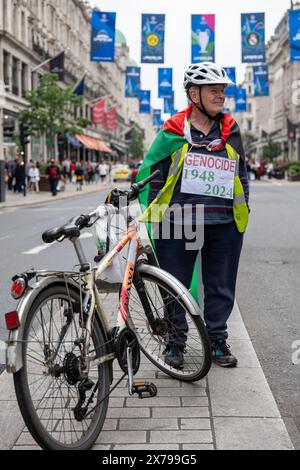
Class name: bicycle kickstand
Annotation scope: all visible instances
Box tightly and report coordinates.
[126,347,158,400]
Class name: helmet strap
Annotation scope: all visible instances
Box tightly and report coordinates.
[197,87,216,120]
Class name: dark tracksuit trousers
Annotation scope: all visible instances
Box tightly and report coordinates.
[154,221,244,344]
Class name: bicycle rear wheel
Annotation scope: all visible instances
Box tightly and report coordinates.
[128,264,212,382]
[14,285,110,450]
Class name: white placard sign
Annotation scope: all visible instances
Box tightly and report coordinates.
[181,153,236,200]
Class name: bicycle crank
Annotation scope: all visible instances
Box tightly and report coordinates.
[116,328,141,376]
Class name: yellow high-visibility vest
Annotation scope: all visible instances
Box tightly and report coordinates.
[140,142,249,233]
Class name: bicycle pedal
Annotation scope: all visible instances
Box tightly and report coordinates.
[132,381,157,399]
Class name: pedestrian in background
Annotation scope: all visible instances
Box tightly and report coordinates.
[98,160,108,184]
[14,158,26,193]
[75,162,84,191]
[47,158,61,196]
[28,163,40,193]
[87,161,95,184]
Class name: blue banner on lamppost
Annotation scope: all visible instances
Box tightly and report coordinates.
[125,67,141,98]
[139,90,151,113]
[158,68,173,98]
[253,65,269,96]
[141,14,165,63]
[191,15,215,63]
[224,67,237,97]
[289,10,300,62]
[164,91,174,114]
[90,11,116,62]
[153,109,162,126]
[235,88,247,113]
[241,13,265,63]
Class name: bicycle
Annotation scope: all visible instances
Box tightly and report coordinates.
[4,171,212,450]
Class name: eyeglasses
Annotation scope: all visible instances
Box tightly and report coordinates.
[189,138,224,152]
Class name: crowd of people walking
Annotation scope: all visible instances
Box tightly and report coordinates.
[3,157,113,197]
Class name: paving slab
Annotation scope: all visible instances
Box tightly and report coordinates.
[0,302,294,451]
[214,417,294,450]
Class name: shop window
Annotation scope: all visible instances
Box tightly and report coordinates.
[3,51,10,88]
[12,57,19,96]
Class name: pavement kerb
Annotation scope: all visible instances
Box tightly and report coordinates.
[0,184,114,211]
[0,300,295,450]
[253,178,300,186]
[207,301,294,450]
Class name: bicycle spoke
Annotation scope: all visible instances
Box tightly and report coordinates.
[20,291,109,448]
[127,275,207,379]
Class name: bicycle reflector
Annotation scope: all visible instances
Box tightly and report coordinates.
[5,311,20,331]
[10,276,27,300]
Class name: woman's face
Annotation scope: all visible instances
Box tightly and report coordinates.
[190,84,226,116]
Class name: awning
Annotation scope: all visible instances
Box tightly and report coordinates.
[111,142,127,155]
[67,133,82,148]
[75,134,113,153]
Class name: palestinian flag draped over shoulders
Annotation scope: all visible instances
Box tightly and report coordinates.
[137,104,237,209]
[137,106,191,209]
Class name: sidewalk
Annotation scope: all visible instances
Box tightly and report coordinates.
[0,301,294,451]
[0,181,114,210]
[252,177,300,186]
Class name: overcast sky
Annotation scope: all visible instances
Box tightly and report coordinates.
[89,0,292,114]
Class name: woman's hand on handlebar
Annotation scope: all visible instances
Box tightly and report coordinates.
[106,170,161,207]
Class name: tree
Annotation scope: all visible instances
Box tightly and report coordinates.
[241,132,256,157]
[262,138,282,161]
[128,128,144,160]
[20,73,90,158]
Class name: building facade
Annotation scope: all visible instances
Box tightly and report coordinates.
[232,66,257,135]
[0,0,155,163]
[234,3,300,162]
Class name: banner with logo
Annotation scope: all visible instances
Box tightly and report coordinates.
[253,65,269,96]
[90,11,116,62]
[141,14,165,63]
[191,15,215,63]
[139,90,151,113]
[164,92,174,114]
[241,13,265,63]
[235,88,247,113]
[224,67,237,97]
[92,99,106,125]
[104,107,117,130]
[289,10,300,62]
[153,109,162,127]
[125,67,141,98]
[158,68,173,98]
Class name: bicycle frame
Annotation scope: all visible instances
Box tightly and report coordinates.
[5,217,145,375]
[95,222,140,330]
[83,221,142,372]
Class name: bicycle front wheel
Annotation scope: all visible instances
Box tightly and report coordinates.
[128,264,212,382]
[14,285,110,450]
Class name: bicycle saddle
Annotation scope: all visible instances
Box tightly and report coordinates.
[42,223,80,244]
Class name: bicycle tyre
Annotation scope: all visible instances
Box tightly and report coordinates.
[14,284,110,450]
[128,264,212,382]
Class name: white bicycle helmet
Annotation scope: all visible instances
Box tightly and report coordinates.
[184,62,234,89]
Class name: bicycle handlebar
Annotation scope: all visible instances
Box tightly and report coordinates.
[42,170,161,244]
[131,169,161,195]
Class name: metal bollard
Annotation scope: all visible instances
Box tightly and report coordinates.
[0,160,6,203]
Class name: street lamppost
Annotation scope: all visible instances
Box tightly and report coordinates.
[0,80,8,203]
[0,80,6,160]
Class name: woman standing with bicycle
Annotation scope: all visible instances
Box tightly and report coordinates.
[138,62,250,369]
